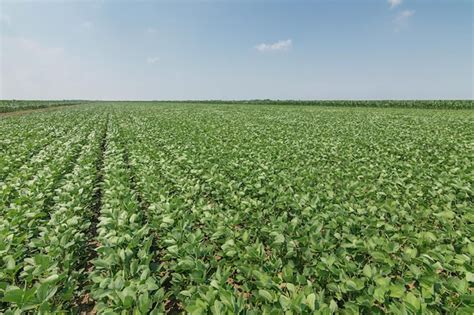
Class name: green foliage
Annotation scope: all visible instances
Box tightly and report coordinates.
[0,100,86,113]
[0,102,473,313]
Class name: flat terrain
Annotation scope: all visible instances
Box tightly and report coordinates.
[0,102,473,314]
[0,100,86,113]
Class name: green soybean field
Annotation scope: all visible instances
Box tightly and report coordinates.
[0,101,473,314]
[0,100,87,113]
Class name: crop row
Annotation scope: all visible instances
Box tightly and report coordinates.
[115,104,473,314]
[88,117,164,313]
[0,114,104,313]
[0,112,90,182]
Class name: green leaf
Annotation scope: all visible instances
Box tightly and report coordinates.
[186,299,208,315]
[374,287,386,302]
[36,282,58,303]
[451,278,468,294]
[403,247,418,261]
[40,274,59,284]
[388,284,405,298]
[4,256,15,270]
[329,299,338,313]
[346,279,364,291]
[404,292,421,311]
[258,289,273,302]
[434,210,455,220]
[2,287,24,304]
[145,277,159,291]
[36,283,49,301]
[138,291,150,313]
[211,300,224,315]
[306,293,316,311]
[162,216,174,225]
[279,294,291,310]
[363,264,372,278]
[466,272,474,283]
[274,234,285,245]
[167,245,179,256]
[286,283,296,293]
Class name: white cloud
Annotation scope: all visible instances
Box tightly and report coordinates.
[0,14,11,26]
[255,39,292,52]
[81,21,93,29]
[147,56,160,64]
[388,0,402,9]
[394,9,415,31]
[396,10,415,20]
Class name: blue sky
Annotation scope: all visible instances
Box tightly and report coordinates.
[0,0,472,100]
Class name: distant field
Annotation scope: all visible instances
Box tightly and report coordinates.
[0,102,472,314]
[0,100,87,113]
[1,100,473,113]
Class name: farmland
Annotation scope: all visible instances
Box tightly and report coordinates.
[0,100,87,113]
[0,101,473,314]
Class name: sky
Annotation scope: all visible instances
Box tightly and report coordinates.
[0,0,472,100]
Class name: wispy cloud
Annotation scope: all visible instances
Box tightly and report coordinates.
[147,56,160,64]
[81,21,93,29]
[0,14,11,26]
[394,10,415,31]
[396,10,415,21]
[388,0,402,9]
[255,39,292,52]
